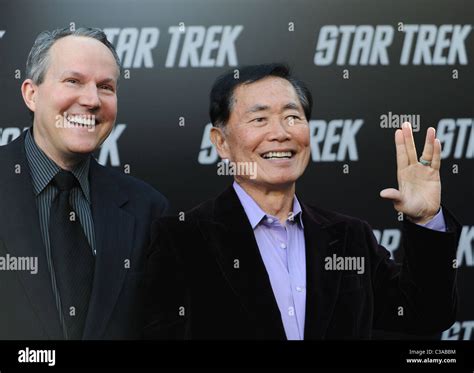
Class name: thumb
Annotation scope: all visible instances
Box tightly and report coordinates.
[380,188,402,202]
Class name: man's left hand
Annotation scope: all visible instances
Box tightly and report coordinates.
[380,122,441,225]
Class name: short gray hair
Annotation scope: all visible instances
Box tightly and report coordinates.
[26,27,121,84]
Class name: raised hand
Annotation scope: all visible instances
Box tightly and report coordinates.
[380,122,441,225]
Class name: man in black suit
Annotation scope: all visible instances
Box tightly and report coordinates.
[0,27,167,340]
[144,64,460,340]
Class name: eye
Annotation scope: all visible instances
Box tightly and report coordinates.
[286,115,303,126]
[99,84,115,92]
[65,78,79,84]
[250,117,268,127]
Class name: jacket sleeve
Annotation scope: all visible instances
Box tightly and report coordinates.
[143,217,190,340]
[370,207,461,334]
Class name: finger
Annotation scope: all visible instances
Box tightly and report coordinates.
[395,129,409,171]
[380,188,402,202]
[420,127,435,163]
[402,122,418,164]
[431,138,442,170]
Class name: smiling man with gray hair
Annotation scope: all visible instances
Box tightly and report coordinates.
[0,27,168,340]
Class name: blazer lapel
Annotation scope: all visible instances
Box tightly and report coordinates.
[198,186,286,339]
[0,133,63,339]
[303,205,348,339]
[83,160,135,339]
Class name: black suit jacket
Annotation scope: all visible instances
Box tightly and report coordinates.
[0,131,168,340]
[144,186,460,340]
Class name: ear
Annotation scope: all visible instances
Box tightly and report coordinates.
[21,79,38,113]
[210,126,231,160]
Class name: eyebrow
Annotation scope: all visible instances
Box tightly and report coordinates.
[60,70,117,85]
[245,102,302,114]
[97,78,117,86]
[246,104,270,114]
[60,70,86,80]
[282,102,301,111]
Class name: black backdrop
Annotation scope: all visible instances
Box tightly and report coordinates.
[0,0,473,340]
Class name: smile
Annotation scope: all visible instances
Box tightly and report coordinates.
[261,151,294,160]
[66,114,97,127]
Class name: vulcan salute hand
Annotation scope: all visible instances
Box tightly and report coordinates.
[380,122,441,225]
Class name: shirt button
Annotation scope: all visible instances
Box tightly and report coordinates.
[296,286,304,292]
[280,242,287,249]
[267,218,273,224]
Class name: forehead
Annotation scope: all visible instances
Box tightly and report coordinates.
[46,35,119,78]
[232,76,300,110]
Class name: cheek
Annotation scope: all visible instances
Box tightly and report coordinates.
[229,130,262,158]
[242,129,266,153]
[102,96,118,119]
[95,118,114,142]
[36,91,72,127]
[294,126,311,147]
[50,87,77,112]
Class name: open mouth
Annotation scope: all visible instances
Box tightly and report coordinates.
[261,151,294,160]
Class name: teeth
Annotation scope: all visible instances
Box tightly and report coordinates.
[66,115,96,126]
[262,151,292,159]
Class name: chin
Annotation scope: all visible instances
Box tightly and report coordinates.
[65,141,99,155]
[261,176,298,188]
[275,171,299,182]
[62,132,104,154]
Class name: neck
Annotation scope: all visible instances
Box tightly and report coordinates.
[236,179,295,225]
[32,126,85,171]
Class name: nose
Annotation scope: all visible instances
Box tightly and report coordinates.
[267,118,291,142]
[78,83,101,110]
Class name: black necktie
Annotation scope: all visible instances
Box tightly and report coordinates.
[49,170,95,340]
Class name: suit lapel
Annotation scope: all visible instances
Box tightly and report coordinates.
[303,205,348,339]
[0,132,63,339]
[198,186,286,339]
[83,160,135,339]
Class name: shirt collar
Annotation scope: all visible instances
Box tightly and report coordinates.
[233,181,304,229]
[24,128,91,203]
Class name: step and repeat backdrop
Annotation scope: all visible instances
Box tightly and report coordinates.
[0,0,472,339]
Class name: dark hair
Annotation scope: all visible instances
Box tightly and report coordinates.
[209,63,313,128]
